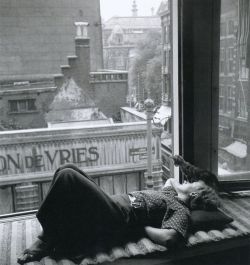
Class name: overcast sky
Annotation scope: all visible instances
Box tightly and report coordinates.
[100,0,163,21]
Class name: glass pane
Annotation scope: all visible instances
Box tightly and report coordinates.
[0,0,165,216]
[218,0,250,180]
[18,100,27,112]
[9,100,18,113]
[27,99,37,111]
[155,0,176,180]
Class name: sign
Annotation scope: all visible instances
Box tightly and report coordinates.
[129,147,155,160]
[0,147,99,173]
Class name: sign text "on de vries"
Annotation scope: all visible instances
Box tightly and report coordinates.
[0,147,99,172]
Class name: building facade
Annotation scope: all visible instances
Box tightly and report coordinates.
[102,1,161,70]
[0,23,128,130]
[218,0,250,172]
[157,0,172,107]
[0,0,103,78]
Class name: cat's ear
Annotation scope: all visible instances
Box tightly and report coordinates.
[170,155,185,166]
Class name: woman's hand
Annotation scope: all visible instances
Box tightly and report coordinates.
[144,226,180,247]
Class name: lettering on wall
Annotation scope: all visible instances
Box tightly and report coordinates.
[129,147,155,160]
[0,147,99,174]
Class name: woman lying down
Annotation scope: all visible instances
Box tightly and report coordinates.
[17,155,220,264]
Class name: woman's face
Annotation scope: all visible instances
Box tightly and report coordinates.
[172,179,206,196]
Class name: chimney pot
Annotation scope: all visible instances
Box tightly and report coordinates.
[74,22,89,38]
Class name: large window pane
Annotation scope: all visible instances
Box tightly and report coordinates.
[157,0,179,180]
[0,0,164,216]
[218,0,250,180]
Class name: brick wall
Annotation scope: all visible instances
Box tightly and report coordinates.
[0,0,103,77]
[92,81,128,119]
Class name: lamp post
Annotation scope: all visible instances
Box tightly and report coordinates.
[144,98,154,190]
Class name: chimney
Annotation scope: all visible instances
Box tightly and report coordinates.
[72,22,91,91]
[74,22,89,38]
[132,0,138,17]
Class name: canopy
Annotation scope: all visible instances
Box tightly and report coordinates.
[222,140,247,158]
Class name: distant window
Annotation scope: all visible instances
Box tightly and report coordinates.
[228,47,234,73]
[219,85,224,112]
[9,99,37,113]
[226,86,234,113]
[220,48,225,73]
[9,101,18,112]
[228,20,234,34]
[239,58,249,80]
[220,22,226,36]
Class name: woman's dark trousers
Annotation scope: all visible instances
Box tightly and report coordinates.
[36,164,126,255]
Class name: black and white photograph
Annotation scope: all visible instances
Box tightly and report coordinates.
[0,0,250,264]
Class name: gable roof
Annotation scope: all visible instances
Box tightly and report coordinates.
[49,78,95,111]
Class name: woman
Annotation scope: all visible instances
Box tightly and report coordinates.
[17,159,219,264]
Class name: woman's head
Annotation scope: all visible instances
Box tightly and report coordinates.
[173,180,220,210]
[185,169,220,192]
[188,183,220,210]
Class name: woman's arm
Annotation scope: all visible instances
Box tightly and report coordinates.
[163,178,173,188]
[144,226,180,247]
[163,178,180,193]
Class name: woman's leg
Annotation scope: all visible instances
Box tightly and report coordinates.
[18,165,127,264]
[51,163,97,185]
[36,164,97,244]
[36,166,126,255]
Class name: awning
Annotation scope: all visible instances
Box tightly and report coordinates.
[222,141,247,158]
[153,105,171,125]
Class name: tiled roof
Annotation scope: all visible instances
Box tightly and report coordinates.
[104,16,161,30]
[49,78,95,111]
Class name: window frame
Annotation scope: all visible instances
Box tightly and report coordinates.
[179,0,250,191]
[8,99,37,114]
[2,0,250,220]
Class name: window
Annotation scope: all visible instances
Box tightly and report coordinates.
[9,99,37,113]
[220,22,227,37]
[239,58,249,80]
[228,20,234,35]
[219,85,225,112]
[0,1,165,217]
[238,89,248,119]
[158,0,178,179]
[228,47,234,73]
[218,0,250,181]
[220,48,225,74]
[226,86,234,113]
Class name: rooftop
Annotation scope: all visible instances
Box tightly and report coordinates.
[104,16,161,30]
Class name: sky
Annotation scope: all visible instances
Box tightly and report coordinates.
[100,0,163,21]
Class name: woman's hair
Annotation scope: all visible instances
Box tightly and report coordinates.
[189,184,221,210]
[171,155,221,209]
[187,169,220,191]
